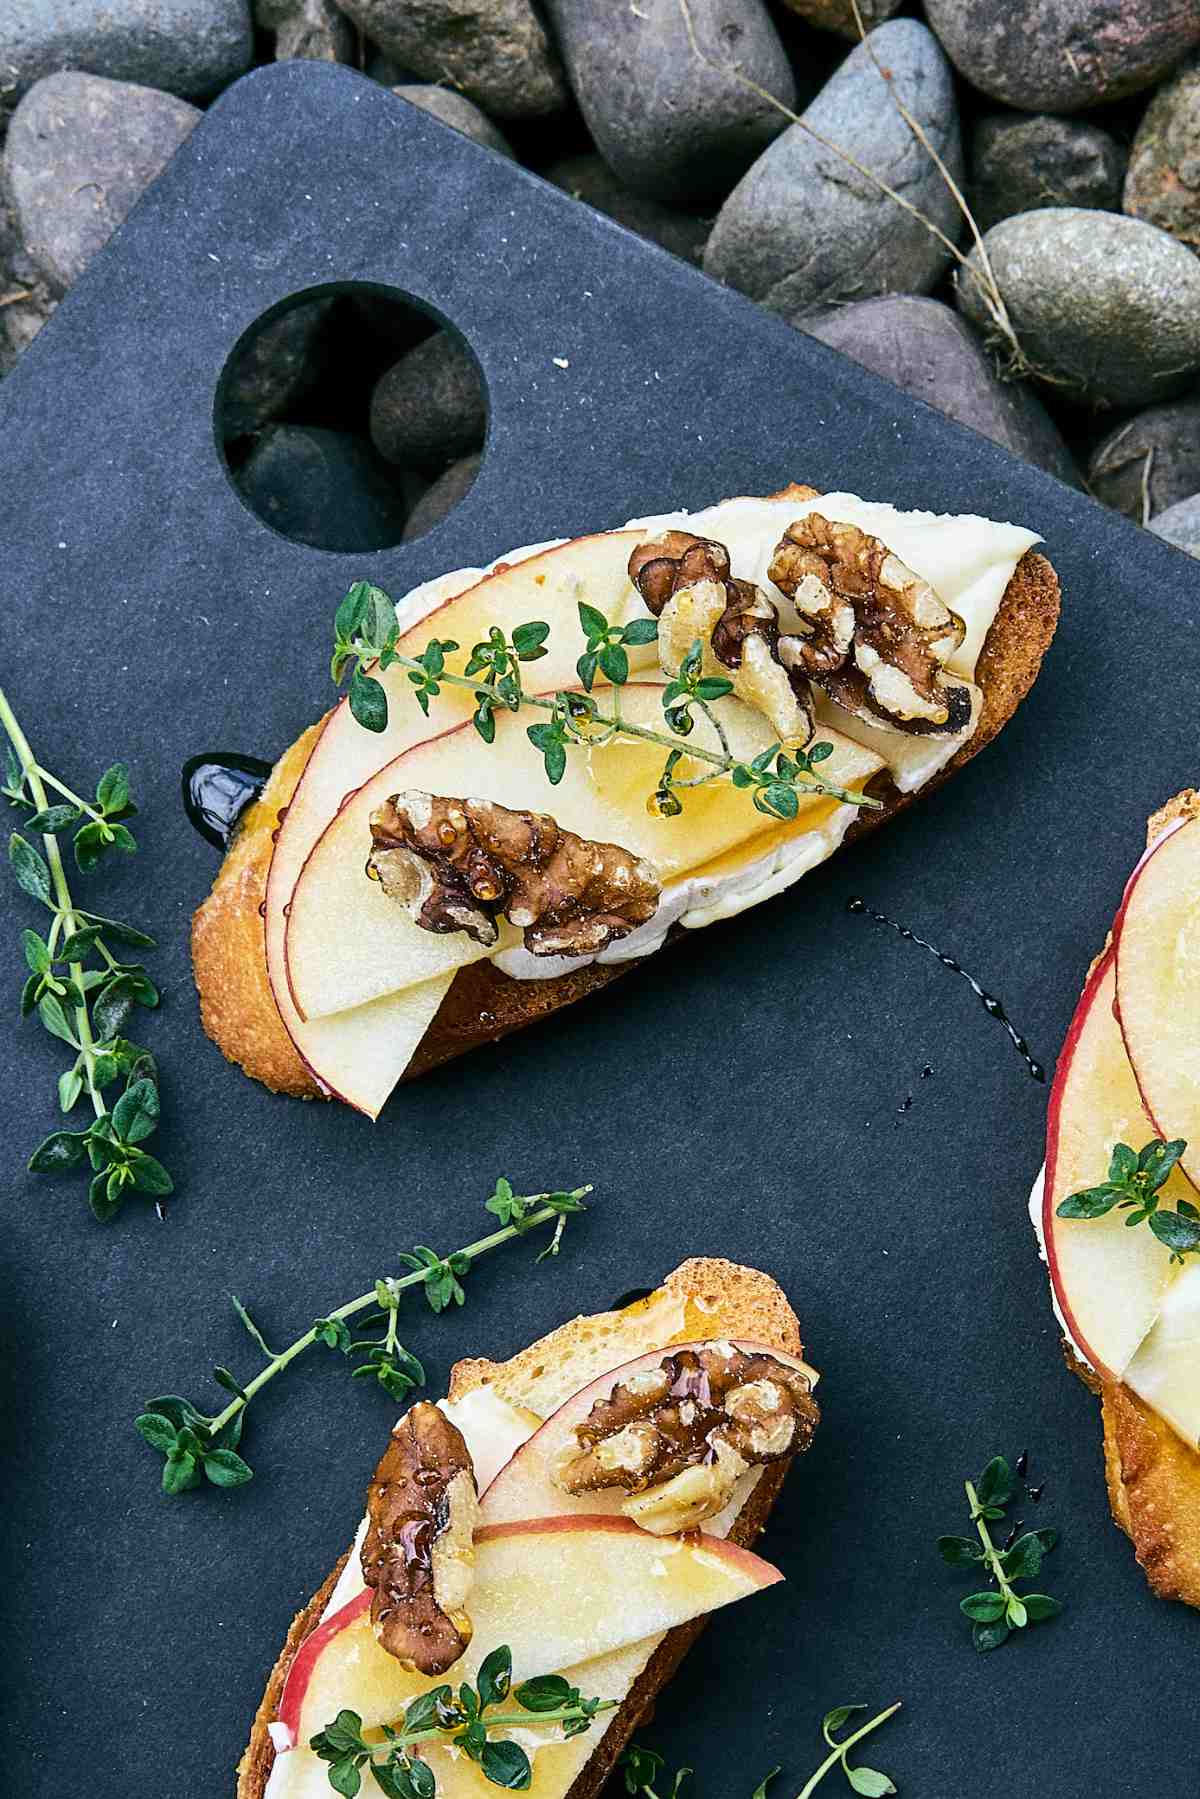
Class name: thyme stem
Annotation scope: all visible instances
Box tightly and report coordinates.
[797,1704,902,1799]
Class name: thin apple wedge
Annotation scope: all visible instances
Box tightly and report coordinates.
[284,684,882,1022]
[1114,814,1200,1190]
[1121,1260,1200,1449]
[479,1339,817,1530]
[1043,953,1184,1379]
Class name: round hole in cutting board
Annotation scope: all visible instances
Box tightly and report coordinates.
[214,283,486,553]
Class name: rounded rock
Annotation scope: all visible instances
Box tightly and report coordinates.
[544,153,709,263]
[392,85,514,157]
[774,0,902,40]
[923,0,1200,113]
[1088,400,1200,521]
[370,331,486,467]
[335,0,567,119]
[219,298,337,438]
[255,0,355,62]
[956,208,1200,410]
[802,296,1079,485]
[704,19,962,314]
[971,114,1126,233]
[1149,492,1200,557]
[233,426,409,551]
[544,0,795,207]
[403,452,483,539]
[1124,52,1200,250]
[0,0,252,104]
[3,72,201,293]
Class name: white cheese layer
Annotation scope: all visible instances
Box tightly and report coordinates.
[1027,1165,1094,1373]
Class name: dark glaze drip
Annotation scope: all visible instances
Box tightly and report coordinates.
[847,897,1045,1083]
[1015,1448,1029,1479]
[183,753,273,850]
[1028,1482,1045,1504]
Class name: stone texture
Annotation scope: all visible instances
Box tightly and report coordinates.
[1124,53,1200,250]
[923,0,1200,114]
[219,297,336,438]
[545,0,795,207]
[1088,400,1200,521]
[3,73,200,293]
[0,0,253,106]
[234,426,409,551]
[392,85,514,157]
[956,208,1200,410]
[971,114,1126,233]
[544,153,709,263]
[704,20,961,315]
[403,451,482,538]
[370,330,486,466]
[0,186,57,376]
[774,0,902,40]
[255,0,355,63]
[335,0,567,119]
[1148,491,1200,556]
[802,296,1079,485]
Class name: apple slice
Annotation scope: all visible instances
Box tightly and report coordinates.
[1043,952,1184,1379]
[1114,814,1200,1189]
[479,1339,818,1530]
[284,684,882,1022]
[275,1517,781,1752]
[290,975,453,1119]
[263,536,652,1071]
[1122,1260,1200,1448]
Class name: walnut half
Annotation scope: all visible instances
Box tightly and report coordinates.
[556,1344,819,1536]
[368,792,661,957]
[361,1402,479,1674]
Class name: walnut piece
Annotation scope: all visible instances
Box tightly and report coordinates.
[557,1343,819,1536]
[768,514,971,735]
[361,1401,479,1674]
[368,792,661,957]
[628,532,815,746]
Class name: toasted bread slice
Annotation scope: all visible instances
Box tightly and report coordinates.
[1054,789,1200,1605]
[193,484,1061,1099]
[237,1258,804,1799]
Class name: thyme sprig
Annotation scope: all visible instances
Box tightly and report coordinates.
[1056,1136,1199,1263]
[134,1180,591,1494]
[312,1647,614,1797]
[797,1704,901,1798]
[330,582,881,824]
[620,1746,693,1798]
[1,686,170,1220]
[938,1455,1062,1651]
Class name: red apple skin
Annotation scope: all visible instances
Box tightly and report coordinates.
[1042,950,1118,1379]
[276,1587,371,1743]
[1112,814,1199,1194]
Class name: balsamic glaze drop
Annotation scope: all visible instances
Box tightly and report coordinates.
[847,896,1045,1082]
[182,752,273,850]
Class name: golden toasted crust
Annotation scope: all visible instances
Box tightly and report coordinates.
[236,1259,803,1799]
[192,485,1060,1098]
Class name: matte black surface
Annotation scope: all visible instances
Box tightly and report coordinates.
[2,63,1198,1799]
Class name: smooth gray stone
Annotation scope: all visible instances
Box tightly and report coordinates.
[1089,400,1200,522]
[971,113,1126,233]
[544,153,709,264]
[1148,491,1200,557]
[924,0,1200,112]
[1124,52,1200,250]
[544,0,795,207]
[956,208,1200,410]
[3,73,200,293]
[403,451,482,539]
[704,19,961,313]
[803,296,1079,486]
[255,0,355,63]
[0,0,252,105]
[234,425,409,551]
[0,189,56,375]
[219,297,337,437]
[336,0,567,119]
[370,330,486,466]
[392,85,514,157]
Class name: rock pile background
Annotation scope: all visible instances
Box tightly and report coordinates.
[4,0,1200,553]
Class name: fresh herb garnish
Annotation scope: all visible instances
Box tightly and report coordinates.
[795,1703,901,1798]
[330,582,881,824]
[135,1179,590,1494]
[1,688,170,1221]
[938,1455,1062,1651]
[620,1745,693,1798]
[311,1645,614,1796]
[1056,1137,1198,1262]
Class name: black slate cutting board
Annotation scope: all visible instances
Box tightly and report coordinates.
[2,63,1198,1799]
